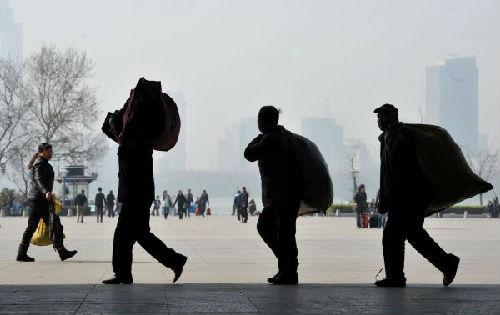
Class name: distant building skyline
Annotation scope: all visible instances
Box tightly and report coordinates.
[301,117,344,174]
[0,0,22,60]
[217,117,258,174]
[426,56,479,152]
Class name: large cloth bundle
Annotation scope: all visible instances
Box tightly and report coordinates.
[102,78,181,151]
[405,123,493,216]
[287,132,334,215]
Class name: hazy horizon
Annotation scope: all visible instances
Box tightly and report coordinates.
[1,0,498,202]
[6,0,499,172]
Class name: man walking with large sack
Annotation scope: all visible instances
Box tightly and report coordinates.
[373,103,492,287]
[244,106,304,285]
[101,78,187,284]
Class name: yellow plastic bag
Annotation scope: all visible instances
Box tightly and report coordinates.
[53,196,62,215]
[31,218,52,246]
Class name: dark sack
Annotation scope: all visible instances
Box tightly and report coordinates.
[102,78,181,151]
[287,132,333,215]
[405,123,493,216]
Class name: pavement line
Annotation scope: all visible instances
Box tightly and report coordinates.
[0,262,17,271]
[72,283,97,315]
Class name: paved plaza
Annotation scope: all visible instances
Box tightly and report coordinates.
[0,215,499,314]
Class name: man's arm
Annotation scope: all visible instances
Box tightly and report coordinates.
[33,164,51,196]
[244,134,270,162]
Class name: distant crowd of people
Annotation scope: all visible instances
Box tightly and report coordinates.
[232,187,258,223]
[153,189,210,220]
[69,187,212,223]
[71,189,116,223]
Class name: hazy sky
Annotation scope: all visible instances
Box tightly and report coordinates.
[8,0,500,170]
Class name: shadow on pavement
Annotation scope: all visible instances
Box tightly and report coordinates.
[0,283,498,314]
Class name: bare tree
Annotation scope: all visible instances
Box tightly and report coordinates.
[0,58,30,172]
[5,142,34,195]
[465,148,498,205]
[22,45,107,165]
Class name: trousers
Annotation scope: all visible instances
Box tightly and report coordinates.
[383,211,450,279]
[21,199,64,249]
[96,206,104,223]
[257,199,300,274]
[112,201,183,277]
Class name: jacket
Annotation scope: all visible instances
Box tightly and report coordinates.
[378,123,430,214]
[106,193,115,206]
[244,125,301,208]
[117,143,155,204]
[95,192,105,208]
[28,157,54,200]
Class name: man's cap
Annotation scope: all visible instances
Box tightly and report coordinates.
[38,143,52,152]
[373,103,398,115]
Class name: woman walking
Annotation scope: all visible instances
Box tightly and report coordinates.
[16,143,78,262]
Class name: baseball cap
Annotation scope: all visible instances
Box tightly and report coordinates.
[373,103,398,115]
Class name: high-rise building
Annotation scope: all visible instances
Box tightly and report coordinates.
[0,0,23,61]
[301,117,344,173]
[426,57,479,152]
[217,117,258,173]
[301,117,348,200]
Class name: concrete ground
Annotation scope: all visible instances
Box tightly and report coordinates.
[0,215,499,314]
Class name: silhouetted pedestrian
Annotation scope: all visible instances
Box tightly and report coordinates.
[492,196,499,218]
[232,190,240,216]
[199,189,209,217]
[353,184,368,228]
[240,187,249,223]
[173,191,187,220]
[106,190,115,217]
[373,103,459,288]
[102,80,187,284]
[186,189,193,218]
[17,143,77,262]
[162,191,172,219]
[234,190,242,220]
[95,188,105,223]
[244,106,303,285]
[151,196,160,216]
[74,190,87,223]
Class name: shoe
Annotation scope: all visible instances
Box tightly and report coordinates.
[102,274,133,284]
[443,254,460,287]
[172,255,188,283]
[268,272,298,285]
[57,247,78,261]
[374,277,406,287]
[267,271,281,284]
[16,244,35,262]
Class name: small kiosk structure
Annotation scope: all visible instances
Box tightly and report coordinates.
[56,165,97,215]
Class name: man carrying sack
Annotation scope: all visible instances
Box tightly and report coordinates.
[373,103,493,287]
[244,106,332,285]
[101,78,187,284]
